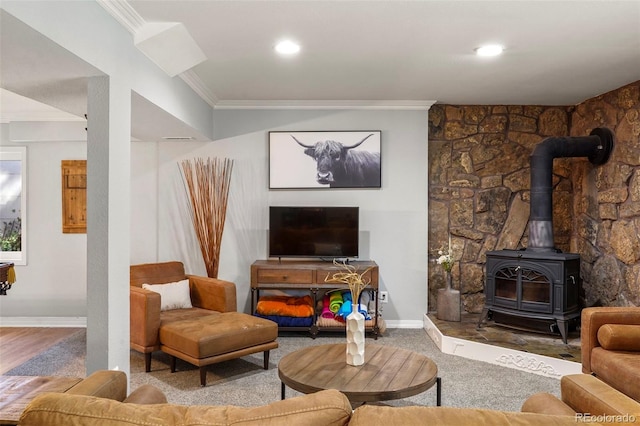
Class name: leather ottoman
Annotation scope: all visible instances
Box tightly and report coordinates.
[159,312,278,386]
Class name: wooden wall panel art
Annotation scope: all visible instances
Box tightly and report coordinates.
[61,160,86,234]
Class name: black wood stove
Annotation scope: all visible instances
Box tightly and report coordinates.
[481,249,580,343]
[477,128,614,343]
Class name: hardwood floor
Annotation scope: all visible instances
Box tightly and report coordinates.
[0,327,83,375]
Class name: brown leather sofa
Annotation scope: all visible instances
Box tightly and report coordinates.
[58,369,166,404]
[20,370,613,426]
[522,307,640,419]
[130,261,278,385]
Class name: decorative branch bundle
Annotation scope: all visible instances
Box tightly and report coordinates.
[179,157,234,278]
[324,259,373,305]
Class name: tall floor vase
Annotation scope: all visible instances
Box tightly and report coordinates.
[436,272,461,322]
[346,311,365,366]
[179,157,233,278]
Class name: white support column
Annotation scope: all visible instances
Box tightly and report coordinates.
[86,75,131,377]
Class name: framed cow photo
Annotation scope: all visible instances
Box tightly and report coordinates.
[269,130,381,189]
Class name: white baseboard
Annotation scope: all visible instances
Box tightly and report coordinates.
[0,317,87,327]
[384,320,424,329]
[423,313,581,379]
[0,317,419,329]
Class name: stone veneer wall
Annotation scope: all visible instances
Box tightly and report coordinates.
[427,81,640,313]
[570,82,640,307]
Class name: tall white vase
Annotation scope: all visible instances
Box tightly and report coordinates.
[346,311,365,366]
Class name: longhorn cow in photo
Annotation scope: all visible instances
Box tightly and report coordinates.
[292,133,381,188]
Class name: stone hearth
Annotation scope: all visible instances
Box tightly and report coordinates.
[425,313,581,379]
[429,313,580,362]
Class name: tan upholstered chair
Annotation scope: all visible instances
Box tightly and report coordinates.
[130,261,278,385]
[579,307,640,400]
[522,307,640,417]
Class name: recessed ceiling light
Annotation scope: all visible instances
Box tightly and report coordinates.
[275,40,301,55]
[475,44,504,57]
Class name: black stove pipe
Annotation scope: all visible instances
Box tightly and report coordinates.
[527,127,614,252]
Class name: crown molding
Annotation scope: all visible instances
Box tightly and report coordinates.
[97,0,220,107]
[180,70,219,108]
[96,0,145,34]
[214,100,436,110]
[95,2,435,113]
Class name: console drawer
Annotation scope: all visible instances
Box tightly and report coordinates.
[318,268,377,287]
[257,269,313,284]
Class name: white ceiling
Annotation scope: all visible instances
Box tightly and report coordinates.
[126,0,640,106]
[1,1,639,125]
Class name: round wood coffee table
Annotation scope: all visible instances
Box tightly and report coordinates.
[278,343,441,405]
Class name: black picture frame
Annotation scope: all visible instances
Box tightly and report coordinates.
[269,130,381,189]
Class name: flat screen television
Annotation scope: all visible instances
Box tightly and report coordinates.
[269,206,359,259]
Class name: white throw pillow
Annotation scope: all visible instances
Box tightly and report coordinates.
[142,279,193,311]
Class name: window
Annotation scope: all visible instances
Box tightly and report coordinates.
[0,147,27,265]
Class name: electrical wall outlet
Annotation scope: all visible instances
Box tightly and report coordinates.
[379,291,389,304]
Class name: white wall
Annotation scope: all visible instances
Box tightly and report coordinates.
[130,108,429,324]
[0,125,87,319]
[0,3,428,328]
[130,141,159,264]
[1,108,429,326]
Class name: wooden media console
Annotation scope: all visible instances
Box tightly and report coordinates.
[250,260,380,338]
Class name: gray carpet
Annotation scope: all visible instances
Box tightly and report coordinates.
[5,328,561,412]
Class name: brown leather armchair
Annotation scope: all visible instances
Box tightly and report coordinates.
[579,307,640,402]
[522,306,640,417]
[129,261,246,373]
